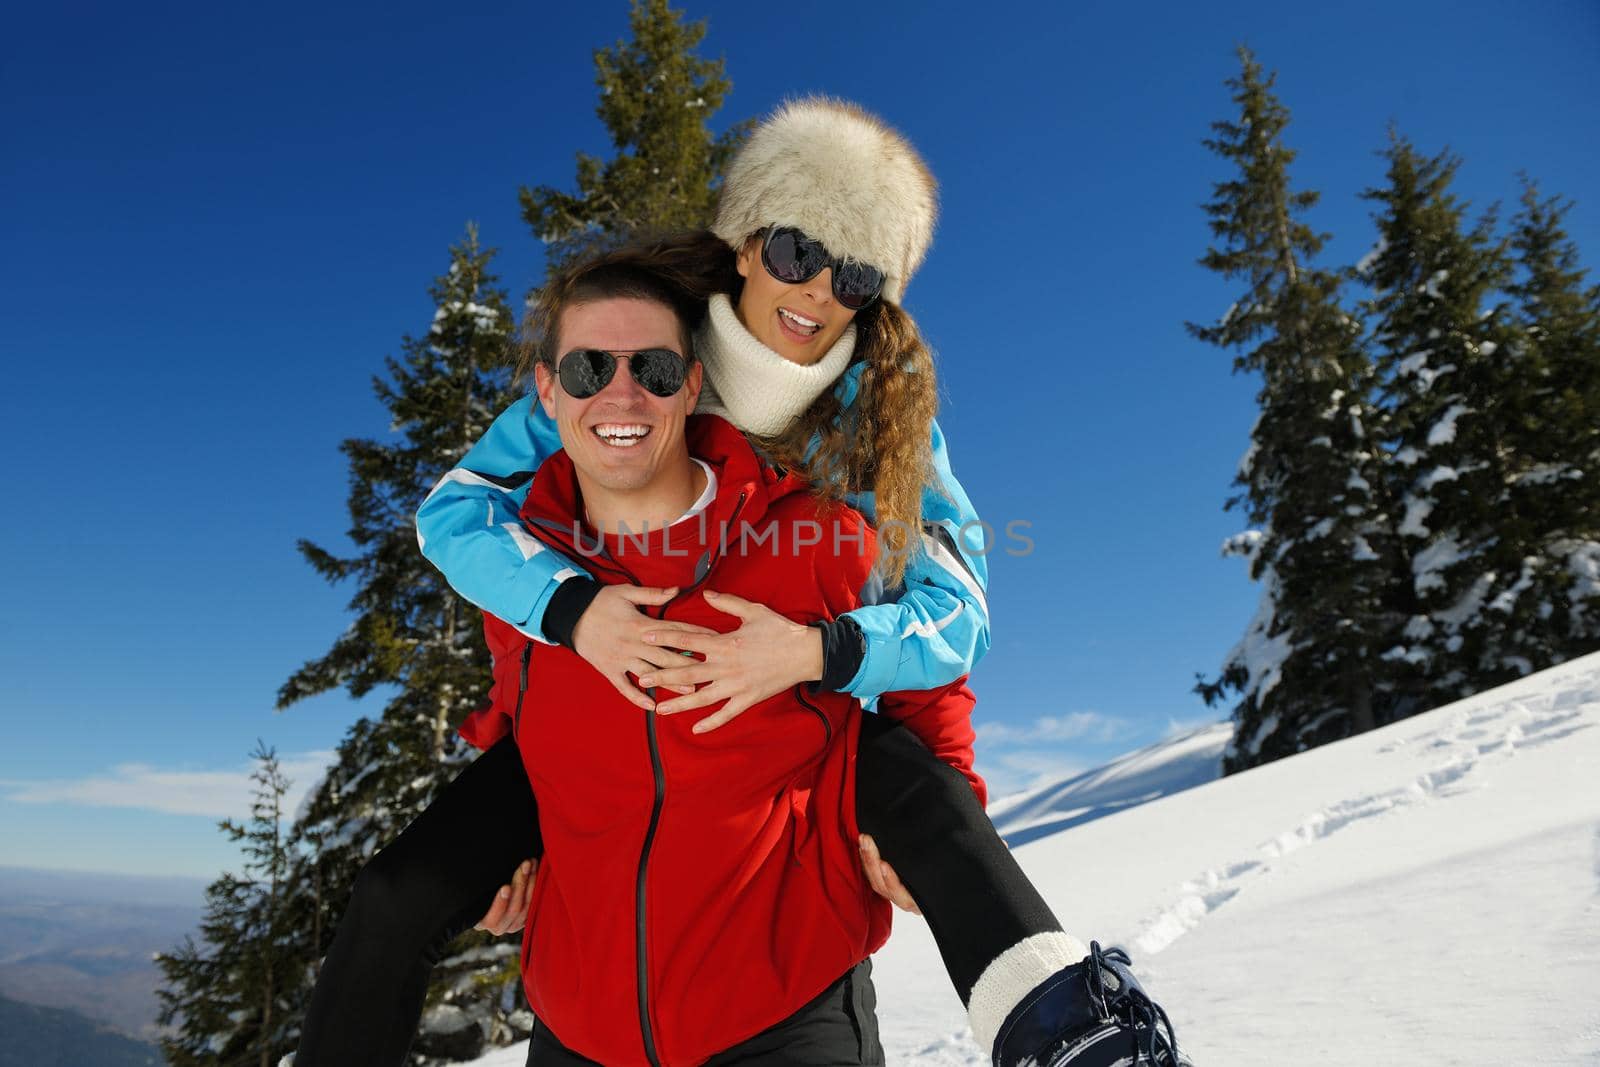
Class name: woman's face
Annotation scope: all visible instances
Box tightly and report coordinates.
[734,235,857,366]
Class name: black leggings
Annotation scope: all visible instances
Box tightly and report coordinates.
[293,714,1059,1066]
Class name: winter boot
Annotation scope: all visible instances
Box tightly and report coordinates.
[991,942,1194,1067]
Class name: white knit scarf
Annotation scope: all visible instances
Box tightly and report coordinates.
[693,293,857,437]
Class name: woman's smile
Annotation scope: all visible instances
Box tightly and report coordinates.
[777,305,824,342]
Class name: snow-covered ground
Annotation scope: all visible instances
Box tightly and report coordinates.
[469,651,1600,1065]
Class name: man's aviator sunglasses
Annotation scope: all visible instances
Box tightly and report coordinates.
[556,347,689,399]
[761,227,886,310]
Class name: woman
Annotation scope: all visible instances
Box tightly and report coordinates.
[295,99,1190,1067]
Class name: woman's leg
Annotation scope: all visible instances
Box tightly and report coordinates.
[855,711,1108,1061]
[853,711,1069,1002]
[294,737,543,1067]
[853,715,1196,1067]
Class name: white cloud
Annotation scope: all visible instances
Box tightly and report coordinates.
[975,710,1130,746]
[1,751,336,821]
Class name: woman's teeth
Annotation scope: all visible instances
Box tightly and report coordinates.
[779,307,822,336]
[593,424,651,447]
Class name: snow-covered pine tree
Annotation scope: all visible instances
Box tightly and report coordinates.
[1189,48,1397,773]
[1358,135,1529,703]
[519,0,749,270]
[278,226,521,1060]
[157,742,301,1067]
[1496,180,1600,663]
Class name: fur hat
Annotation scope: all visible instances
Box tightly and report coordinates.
[712,97,937,304]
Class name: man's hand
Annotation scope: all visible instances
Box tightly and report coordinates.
[643,591,825,733]
[474,858,538,936]
[858,834,919,913]
[571,585,721,710]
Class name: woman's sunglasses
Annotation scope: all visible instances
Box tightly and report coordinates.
[556,347,689,399]
[761,227,886,310]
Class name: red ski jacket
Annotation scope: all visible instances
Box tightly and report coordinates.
[459,414,983,1066]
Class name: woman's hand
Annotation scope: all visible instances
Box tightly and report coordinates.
[571,585,722,710]
[642,591,825,733]
[858,834,919,914]
[474,858,538,936]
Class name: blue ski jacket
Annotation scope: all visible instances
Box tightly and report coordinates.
[414,361,991,699]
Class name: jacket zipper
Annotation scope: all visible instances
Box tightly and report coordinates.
[634,489,746,1066]
[635,687,666,1067]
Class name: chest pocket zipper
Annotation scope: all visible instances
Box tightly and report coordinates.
[793,686,834,752]
[513,641,533,737]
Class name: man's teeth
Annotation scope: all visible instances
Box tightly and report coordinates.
[779,307,821,334]
[594,424,651,447]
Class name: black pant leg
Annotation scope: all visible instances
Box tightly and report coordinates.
[295,737,543,1067]
[702,960,883,1066]
[525,961,882,1066]
[853,712,1061,1004]
[524,1018,603,1065]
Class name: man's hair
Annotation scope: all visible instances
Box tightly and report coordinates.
[518,231,738,383]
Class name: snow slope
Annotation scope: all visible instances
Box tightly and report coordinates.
[468,651,1600,1065]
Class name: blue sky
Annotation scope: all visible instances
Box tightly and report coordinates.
[2,0,1596,878]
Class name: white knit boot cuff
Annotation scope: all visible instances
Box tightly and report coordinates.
[966,930,1090,1057]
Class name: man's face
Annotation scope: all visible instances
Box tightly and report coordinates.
[535,296,702,496]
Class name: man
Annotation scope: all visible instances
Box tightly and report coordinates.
[457,249,982,1066]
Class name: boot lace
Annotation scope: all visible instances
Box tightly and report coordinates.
[1084,942,1183,1066]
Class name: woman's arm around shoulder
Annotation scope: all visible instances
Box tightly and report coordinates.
[415,395,599,644]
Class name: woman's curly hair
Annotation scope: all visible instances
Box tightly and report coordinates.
[747,297,941,588]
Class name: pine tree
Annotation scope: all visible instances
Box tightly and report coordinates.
[1358,134,1530,701]
[157,743,301,1067]
[279,225,523,1059]
[1189,48,1397,772]
[1497,180,1600,661]
[280,224,513,744]
[520,0,748,269]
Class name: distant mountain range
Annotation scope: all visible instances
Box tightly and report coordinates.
[0,994,161,1066]
[0,866,204,1043]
